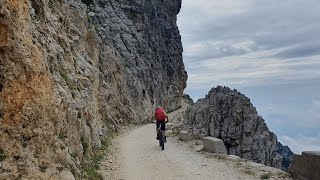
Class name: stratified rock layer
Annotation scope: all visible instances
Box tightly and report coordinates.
[184,86,283,169]
[0,0,186,179]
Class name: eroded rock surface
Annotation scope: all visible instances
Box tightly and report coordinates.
[0,0,186,179]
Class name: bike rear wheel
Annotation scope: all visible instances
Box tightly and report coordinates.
[159,130,164,150]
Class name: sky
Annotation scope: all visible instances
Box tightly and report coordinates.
[177,0,320,154]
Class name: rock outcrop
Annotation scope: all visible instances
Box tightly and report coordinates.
[183,86,285,169]
[0,0,186,179]
[277,142,294,171]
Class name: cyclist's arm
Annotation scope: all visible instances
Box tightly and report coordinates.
[165,115,169,123]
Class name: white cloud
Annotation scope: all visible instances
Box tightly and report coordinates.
[179,0,320,47]
[186,50,320,88]
[180,0,253,22]
[280,134,320,154]
[184,39,255,59]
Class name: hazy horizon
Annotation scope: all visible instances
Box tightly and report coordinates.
[178,0,320,154]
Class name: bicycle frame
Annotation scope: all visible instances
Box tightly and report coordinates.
[158,126,165,150]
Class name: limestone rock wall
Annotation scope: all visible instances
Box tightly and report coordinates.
[183,86,283,169]
[0,0,186,179]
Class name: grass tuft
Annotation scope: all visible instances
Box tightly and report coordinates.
[260,173,271,179]
[243,166,256,176]
[83,133,114,180]
[81,136,89,155]
[213,153,227,160]
[59,70,76,90]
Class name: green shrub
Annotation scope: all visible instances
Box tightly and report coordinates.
[83,135,113,180]
[83,163,103,180]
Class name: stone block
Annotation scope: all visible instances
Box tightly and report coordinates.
[179,130,190,141]
[202,137,227,154]
[289,151,320,180]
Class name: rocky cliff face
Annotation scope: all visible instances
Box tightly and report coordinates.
[183,86,284,169]
[0,0,186,179]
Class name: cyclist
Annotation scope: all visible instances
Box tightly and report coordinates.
[155,107,169,142]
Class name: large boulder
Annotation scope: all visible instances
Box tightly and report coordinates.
[202,137,227,154]
[179,131,190,141]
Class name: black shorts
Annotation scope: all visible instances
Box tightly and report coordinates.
[156,121,166,131]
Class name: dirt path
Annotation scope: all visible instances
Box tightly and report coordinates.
[109,123,259,180]
[99,103,263,180]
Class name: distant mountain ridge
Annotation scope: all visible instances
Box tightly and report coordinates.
[183,86,293,170]
[277,142,294,171]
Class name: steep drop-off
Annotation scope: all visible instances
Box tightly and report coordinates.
[0,0,186,179]
[183,86,289,170]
